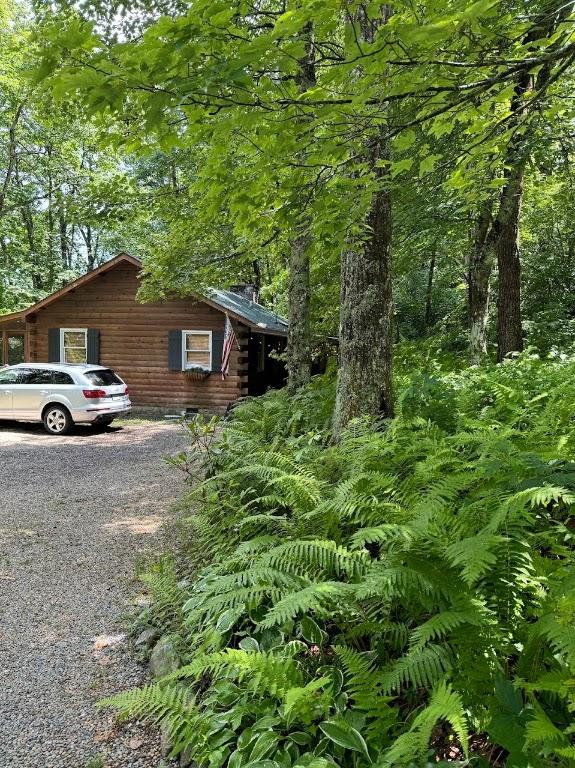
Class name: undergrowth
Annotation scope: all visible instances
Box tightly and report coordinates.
[104,352,575,767]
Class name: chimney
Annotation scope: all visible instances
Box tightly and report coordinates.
[229,283,259,303]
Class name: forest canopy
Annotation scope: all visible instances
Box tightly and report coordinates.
[2,0,575,418]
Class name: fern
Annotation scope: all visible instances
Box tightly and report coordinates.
[112,361,575,768]
[381,682,469,766]
[259,581,354,627]
[381,644,454,694]
[167,648,303,697]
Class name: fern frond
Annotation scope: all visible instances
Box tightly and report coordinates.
[166,648,303,697]
[380,681,468,765]
[445,533,508,585]
[263,540,368,579]
[259,581,354,627]
[101,682,194,730]
[350,524,413,551]
[409,606,489,649]
[382,644,453,694]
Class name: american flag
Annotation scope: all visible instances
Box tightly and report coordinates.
[221,314,237,379]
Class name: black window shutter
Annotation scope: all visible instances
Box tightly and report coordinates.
[168,330,183,371]
[48,329,60,362]
[211,329,225,373]
[87,329,100,365]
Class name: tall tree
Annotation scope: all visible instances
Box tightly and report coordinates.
[334,5,394,433]
[287,23,315,393]
[492,1,574,360]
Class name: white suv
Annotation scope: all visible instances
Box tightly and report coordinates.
[0,363,131,435]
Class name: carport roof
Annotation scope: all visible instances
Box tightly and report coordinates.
[205,288,288,335]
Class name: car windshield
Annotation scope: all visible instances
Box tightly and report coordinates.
[84,369,123,386]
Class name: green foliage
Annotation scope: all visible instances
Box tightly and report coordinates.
[104,354,575,766]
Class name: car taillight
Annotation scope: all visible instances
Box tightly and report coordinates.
[124,387,129,395]
[83,389,106,399]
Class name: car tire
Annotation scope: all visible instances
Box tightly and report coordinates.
[43,405,73,436]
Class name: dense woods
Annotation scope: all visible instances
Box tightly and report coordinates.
[3,0,575,765]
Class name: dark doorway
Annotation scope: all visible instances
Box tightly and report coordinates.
[247,334,287,396]
[1,333,25,366]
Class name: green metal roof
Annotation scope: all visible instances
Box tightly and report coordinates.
[207,289,288,335]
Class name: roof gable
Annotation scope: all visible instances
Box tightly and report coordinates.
[0,252,288,336]
[0,253,141,321]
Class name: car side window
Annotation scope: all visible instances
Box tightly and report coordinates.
[51,371,74,385]
[27,369,54,385]
[0,370,19,384]
[12,369,37,384]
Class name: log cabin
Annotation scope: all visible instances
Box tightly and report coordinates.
[0,253,288,412]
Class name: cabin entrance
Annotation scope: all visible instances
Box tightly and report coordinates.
[247,333,287,396]
[1,333,25,366]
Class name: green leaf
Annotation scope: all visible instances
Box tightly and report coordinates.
[216,608,239,633]
[239,637,260,652]
[288,732,312,746]
[317,665,344,695]
[249,732,279,763]
[394,129,416,151]
[495,677,523,715]
[391,158,414,179]
[419,154,442,176]
[488,711,526,755]
[300,616,327,646]
[319,719,371,762]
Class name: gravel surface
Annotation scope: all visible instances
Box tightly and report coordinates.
[0,420,187,768]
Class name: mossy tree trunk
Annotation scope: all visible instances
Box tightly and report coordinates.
[495,166,524,360]
[333,5,393,435]
[333,131,393,435]
[468,201,494,365]
[287,23,315,394]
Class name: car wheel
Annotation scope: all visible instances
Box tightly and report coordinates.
[43,405,73,435]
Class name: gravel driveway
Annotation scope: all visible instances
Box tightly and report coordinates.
[0,420,187,768]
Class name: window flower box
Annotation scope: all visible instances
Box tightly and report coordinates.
[184,366,211,381]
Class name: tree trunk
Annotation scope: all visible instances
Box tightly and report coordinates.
[287,231,312,392]
[468,201,494,364]
[333,4,393,435]
[0,104,23,219]
[333,131,393,434]
[59,195,69,269]
[22,204,41,290]
[82,225,95,270]
[496,167,524,360]
[424,248,436,330]
[286,23,315,393]
[46,145,56,289]
[493,0,570,360]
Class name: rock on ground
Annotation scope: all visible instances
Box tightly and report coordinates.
[0,420,187,768]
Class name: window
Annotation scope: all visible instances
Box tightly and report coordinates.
[60,329,87,364]
[51,371,74,385]
[27,369,55,385]
[182,331,212,371]
[0,369,20,384]
[84,369,122,386]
